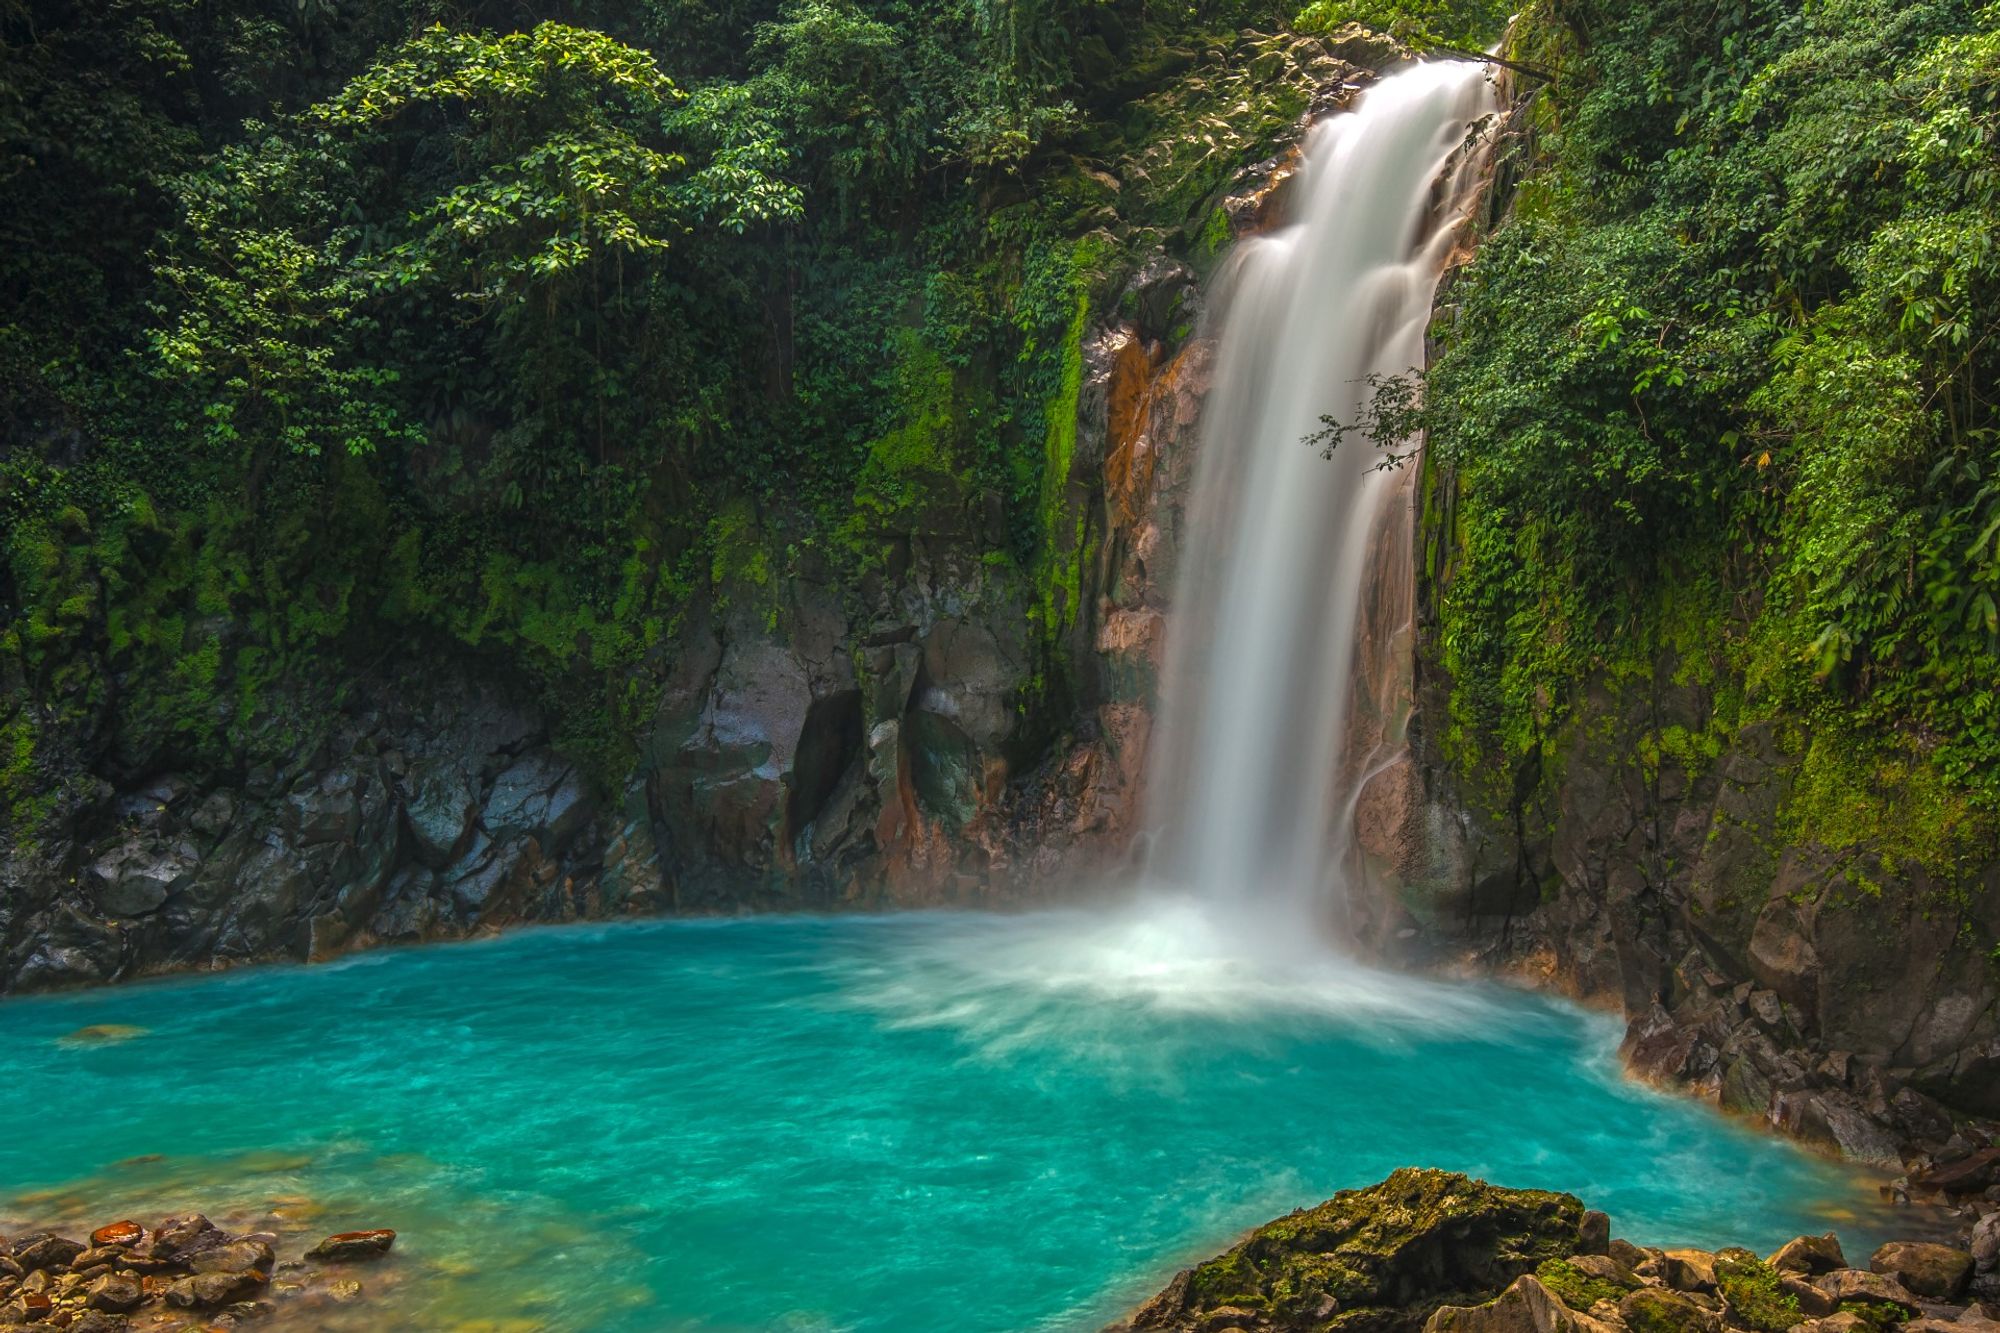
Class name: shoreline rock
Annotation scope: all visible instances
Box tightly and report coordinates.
[0,1217,395,1331]
[1115,1168,2000,1333]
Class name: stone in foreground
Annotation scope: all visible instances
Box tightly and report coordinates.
[1426,1275,1622,1333]
[1117,1168,1591,1332]
[1868,1241,1972,1301]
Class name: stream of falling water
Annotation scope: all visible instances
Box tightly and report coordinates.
[1146,60,1496,944]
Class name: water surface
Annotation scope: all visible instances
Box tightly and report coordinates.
[0,907,1884,1331]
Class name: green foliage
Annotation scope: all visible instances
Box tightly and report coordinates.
[1535,1258,1630,1312]
[1296,0,1510,49]
[1,0,1305,835]
[1713,1251,1802,1333]
[1376,0,2000,851]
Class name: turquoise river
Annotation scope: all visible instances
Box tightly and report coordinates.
[0,907,1890,1331]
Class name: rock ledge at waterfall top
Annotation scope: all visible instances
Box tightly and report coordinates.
[1114,1168,2000,1333]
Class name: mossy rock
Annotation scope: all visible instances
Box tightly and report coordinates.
[1618,1286,1721,1333]
[1132,1168,1590,1332]
[1713,1249,1803,1333]
[1534,1258,1635,1312]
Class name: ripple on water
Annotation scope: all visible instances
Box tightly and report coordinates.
[0,909,1894,1332]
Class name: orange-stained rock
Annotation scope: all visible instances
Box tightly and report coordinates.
[89,1221,142,1249]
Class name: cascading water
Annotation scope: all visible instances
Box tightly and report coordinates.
[1146,60,1496,943]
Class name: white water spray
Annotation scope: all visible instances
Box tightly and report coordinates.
[1145,61,1495,944]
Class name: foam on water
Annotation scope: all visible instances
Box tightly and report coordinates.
[0,913,1888,1332]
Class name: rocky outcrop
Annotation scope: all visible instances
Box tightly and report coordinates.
[1362,618,2000,1166]
[1120,1169,2000,1333]
[1115,1168,1596,1333]
[0,1213,392,1330]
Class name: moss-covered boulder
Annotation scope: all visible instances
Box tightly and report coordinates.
[1619,1287,1724,1333]
[1122,1168,1591,1333]
[1713,1249,1805,1333]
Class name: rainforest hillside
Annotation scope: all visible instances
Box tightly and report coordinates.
[5,0,2000,915]
[1,0,1343,841]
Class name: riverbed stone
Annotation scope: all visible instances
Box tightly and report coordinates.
[146,1214,222,1262]
[85,1223,140,1251]
[10,1236,83,1273]
[68,1312,123,1333]
[83,1273,142,1313]
[306,1230,395,1262]
[191,1239,275,1278]
[1871,1243,1973,1300]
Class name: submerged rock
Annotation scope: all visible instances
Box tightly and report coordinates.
[0,1210,392,1330]
[306,1230,396,1262]
[54,1025,147,1047]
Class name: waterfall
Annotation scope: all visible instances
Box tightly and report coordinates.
[1145,60,1495,946]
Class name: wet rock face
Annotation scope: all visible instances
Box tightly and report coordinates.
[1118,1168,1592,1333]
[0,682,619,993]
[1375,615,2000,1160]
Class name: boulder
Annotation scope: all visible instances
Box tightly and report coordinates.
[146,1213,223,1261]
[1972,1213,2000,1272]
[190,1239,275,1278]
[1871,1242,1973,1301]
[1798,1315,1873,1333]
[1914,1148,2000,1196]
[1661,1250,1718,1293]
[1780,1274,1837,1317]
[1426,1275,1624,1333]
[163,1268,265,1308]
[1906,1315,2000,1333]
[1619,1287,1722,1333]
[85,1223,140,1250]
[1713,1248,1808,1332]
[1769,1234,1846,1276]
[1532,1257,1640,1312]
[306,1230,395,1262]
[9,1236,83,1272]
[1815,1269,1922,1314]
[1122,1168,1588,1332]
[1610,1241,1655,1271]
[83,1273,142,1313]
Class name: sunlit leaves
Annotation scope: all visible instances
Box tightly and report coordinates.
[146,21,799,461]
